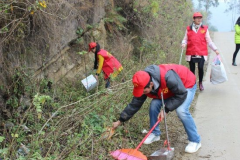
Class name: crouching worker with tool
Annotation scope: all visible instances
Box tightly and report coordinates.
[112,64,201,154]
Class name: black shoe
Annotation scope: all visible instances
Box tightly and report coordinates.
[232,62,237,66]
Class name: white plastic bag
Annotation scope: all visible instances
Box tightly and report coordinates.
[81,74,98,91]
[210,55,228,84]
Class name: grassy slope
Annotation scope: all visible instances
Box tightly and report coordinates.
[0,0,196,159]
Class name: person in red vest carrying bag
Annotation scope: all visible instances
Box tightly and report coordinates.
[89,42,123,88]
[112,64,201,153]
[182,12,219,91]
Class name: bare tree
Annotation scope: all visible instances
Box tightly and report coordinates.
[195,0,219,27]
[198,0,219,13]
[225,0,240,31]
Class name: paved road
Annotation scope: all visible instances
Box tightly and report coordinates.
[185,32,240,160]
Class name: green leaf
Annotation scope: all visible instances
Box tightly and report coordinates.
[0,136,5,142]
[76,27,84,35]
[36,109,42,113]
[39,131,45,135]
[0,27,9,33]
[86,24,93,29]
[28,6,32,11]
[77,37,83,43]
[0,148,8,155]
[77,51,87,55]
[39,97,46,104]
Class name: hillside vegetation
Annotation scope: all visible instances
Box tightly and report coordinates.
[0,0,193,159]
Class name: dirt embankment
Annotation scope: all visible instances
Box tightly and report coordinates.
[0,0,196,159]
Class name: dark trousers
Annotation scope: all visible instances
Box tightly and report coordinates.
[105,78,110,88]
[189,57,205,83]
[233,44,240,62]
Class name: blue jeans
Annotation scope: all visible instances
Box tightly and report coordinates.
[149,84,200,143]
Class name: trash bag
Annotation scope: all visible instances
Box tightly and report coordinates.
[81,74,98,92]
[210,55,228,84]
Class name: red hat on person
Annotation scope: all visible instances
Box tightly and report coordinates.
[132,71,150,97]
[193,12,202,18]
[89,42,97,51]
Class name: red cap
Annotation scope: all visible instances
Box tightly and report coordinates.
[88,42,97,51]
[193,12,202,18]
[132,71,150,97]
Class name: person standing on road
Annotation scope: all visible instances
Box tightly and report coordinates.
[232,17,240,66]
[182,12,219,91]
[112,64,201,153]
[88,42,123,88]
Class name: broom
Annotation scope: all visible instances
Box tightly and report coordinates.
[111,118,162,160]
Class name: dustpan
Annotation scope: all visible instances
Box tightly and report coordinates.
[148,92,174,160]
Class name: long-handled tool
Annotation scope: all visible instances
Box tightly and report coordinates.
[179,48,184,65]
[148,92,174,160]
[111,118,163,160]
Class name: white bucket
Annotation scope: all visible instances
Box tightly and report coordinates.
[81,74,98,92]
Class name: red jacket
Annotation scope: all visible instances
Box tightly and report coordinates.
[186,25,208,56]
[118,64,196,122]
[146,64,196,99]
[97,49,122,79]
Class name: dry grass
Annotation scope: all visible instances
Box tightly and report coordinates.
[0,0,197,159]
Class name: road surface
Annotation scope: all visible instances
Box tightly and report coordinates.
[182,32,240,160]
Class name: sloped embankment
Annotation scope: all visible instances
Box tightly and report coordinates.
[0,0,194,159]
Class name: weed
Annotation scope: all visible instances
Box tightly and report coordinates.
[0,0,194,159]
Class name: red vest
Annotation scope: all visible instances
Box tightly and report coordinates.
[186,25,208,56]
[97,49,122,79]
[146,64,196,99]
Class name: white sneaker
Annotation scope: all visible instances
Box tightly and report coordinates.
[143,133,160,144]
[107,88,113,93]
[185,141,201,153]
